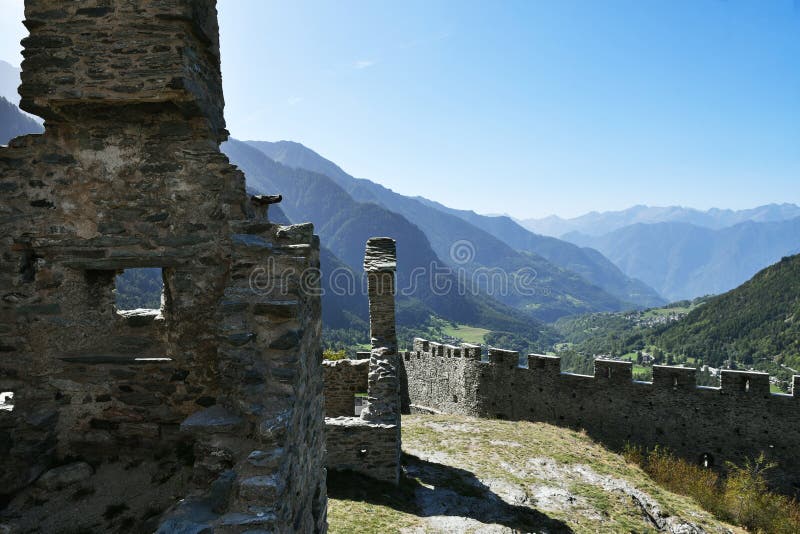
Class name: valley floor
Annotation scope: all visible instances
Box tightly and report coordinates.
[328,414,740,533]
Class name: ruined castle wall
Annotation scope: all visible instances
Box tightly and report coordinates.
[403,339,800,491]
[324,238,401,485]
[325,418,401,483]
[323,358,369,417]
[401,339,483,416]
[1,2,326,531]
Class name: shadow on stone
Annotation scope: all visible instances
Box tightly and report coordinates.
[327,453,573,532]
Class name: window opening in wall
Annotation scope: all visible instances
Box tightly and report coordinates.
[0,391,13,412]
[114,268,164,312]
[673,376,679,390]
[354,393,367,416]
[745,379,751,393]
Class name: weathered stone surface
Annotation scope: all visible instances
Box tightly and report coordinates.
[180,405,242,435]
[36,461,93,490]
[322,358,369,417]
[324,238,401,485]
[0,1,326,532]
[361,238,400,426]
[325,417,400,484]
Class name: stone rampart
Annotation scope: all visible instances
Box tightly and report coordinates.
[402,338,800,492]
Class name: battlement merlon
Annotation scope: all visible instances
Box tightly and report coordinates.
[594,359,633,383]
[20,0,226,139]
[653,365,697,389]
[402,336,800,492]
[720,369,770,396]
[528,354,561,375]
[461,343,482,360]
[488,347,519,368]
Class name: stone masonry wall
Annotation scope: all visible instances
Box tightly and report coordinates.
[323,358,369,417]
[325,238,401,485]
[402,338,800,493]
[0,2,326,532]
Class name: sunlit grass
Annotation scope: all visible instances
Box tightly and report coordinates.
[328,414,740,533]
[439,323,491,344]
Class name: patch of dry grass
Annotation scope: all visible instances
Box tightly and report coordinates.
[624,445,800,534]
[328,414,743,533]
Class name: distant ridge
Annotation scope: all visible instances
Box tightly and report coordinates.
[245,139,665,313]
[223,138,556,347]
[521,203,800,237]
[0,59,21,104]
[0,96,43,144]
[566,218,800,301]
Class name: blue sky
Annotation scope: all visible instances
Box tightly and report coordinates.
[2,1,798,218]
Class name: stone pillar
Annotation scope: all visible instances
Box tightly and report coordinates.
[361,238,400,426]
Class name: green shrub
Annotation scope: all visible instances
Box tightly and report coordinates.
[323,349,348,361]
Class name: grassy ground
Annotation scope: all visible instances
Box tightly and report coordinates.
[440,324,491,344]
[328,413,741,533]
[641,306,693,318]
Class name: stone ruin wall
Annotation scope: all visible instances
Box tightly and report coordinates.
[402,339,800,493]
[324,238,401,485]
[0,1,326,532]
[322,358,369,417]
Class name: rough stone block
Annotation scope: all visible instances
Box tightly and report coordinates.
[652,365,697,389]
[720,370,770,396]
[36,462,93,491]
[527,354,561,375]
[488,347,519,369]
[594,359,633,383]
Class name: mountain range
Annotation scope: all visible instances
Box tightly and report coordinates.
[2,64,796,339]
[521,203,800,238]
[244,140,662,317]
[0,96,43,145]
[0,61,43,145]
[222,139,556,349]
[0,59,21,104]
[565,219,800,301]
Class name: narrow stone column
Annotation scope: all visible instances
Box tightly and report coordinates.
[361,237,400,427]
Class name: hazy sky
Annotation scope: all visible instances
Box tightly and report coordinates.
[1,0,798,218]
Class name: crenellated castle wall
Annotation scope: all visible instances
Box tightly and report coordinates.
[402,338,800,492]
